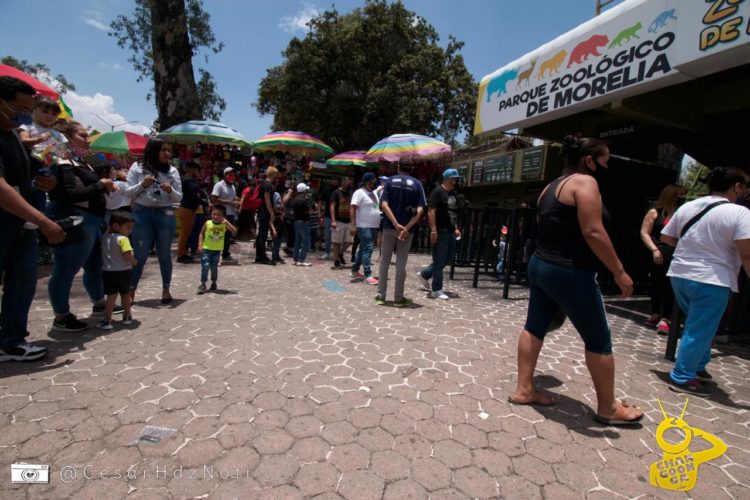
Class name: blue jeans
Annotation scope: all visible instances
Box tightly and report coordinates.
[130,205,176,290]
[47,208,104,316]
[420,231,457,292]
[294,221,310,263]
[0,225,38,348]
[670,277,731,385]
[323,217,332,255]
[188,213,204,254]
[352,227,377,277]
[524,255,612,354]
[201,250,220,284]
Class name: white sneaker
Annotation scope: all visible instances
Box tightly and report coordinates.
[418,274,430,291]
[431,290,449,300]
[299,262,312,267]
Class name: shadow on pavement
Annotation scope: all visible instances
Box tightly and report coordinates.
[135,298,187,309]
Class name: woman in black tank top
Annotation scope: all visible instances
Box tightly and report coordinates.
[639,184,686,332]
[510,135,643,426]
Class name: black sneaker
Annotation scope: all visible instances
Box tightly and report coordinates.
[255,258,275,266]
[52,314,89,332]
[91,304,124,317]
[667,378,711,397]
[696,369,713,381]
[331,260,342,270]
[0,342,47,362]
[209,282,217,292]
[177,255,194,264]
[272,257,286,264]
[122,314,133,325]
[197,284,207,295]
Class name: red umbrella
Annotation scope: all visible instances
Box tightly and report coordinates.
[0,64,59,100]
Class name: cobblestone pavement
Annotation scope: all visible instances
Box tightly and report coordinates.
[1,243,749,499]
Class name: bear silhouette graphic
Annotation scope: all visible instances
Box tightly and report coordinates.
[568,34,609,67]
[609,22,642,48]
[485,68,520,102]
[649,9,677,33]
[537,50,568,80]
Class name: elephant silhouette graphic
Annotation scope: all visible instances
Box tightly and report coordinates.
[568,34,609,67]
[537,50,567,80]
[485,68,520,102]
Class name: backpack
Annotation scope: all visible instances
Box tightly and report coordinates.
[243,183,262,211]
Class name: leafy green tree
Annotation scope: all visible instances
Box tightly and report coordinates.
[110,0,225,129]
[680,159,710,200]
[256,0,476,151]
[1,56,76,93]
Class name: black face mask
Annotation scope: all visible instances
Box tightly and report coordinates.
[587,160,610,190]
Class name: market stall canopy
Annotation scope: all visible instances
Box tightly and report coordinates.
[158,120,250,147]
[365,134,452,162]
[474,0,750,138]
[253,131,334,157]
[326,151,368,168]
[0,64,59,100]
[89,130,148,155]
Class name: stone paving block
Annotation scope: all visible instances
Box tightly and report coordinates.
[393,433,433,460]
[433,439,473,469]
[321,421,357,446]
[382,478,429,500]
[472,448,513,477]
[294,462,339,497]
[252,429,295,455]
[497,474,543,500]
[454,465,499,499]
[329,442,370,472]
[337,470,385,500]
[253,454,300,487]
[371,450,411,481]
[411,457,452,491]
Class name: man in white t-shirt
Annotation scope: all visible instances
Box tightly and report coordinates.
[349,172,381,285]
[660,167,750,396]
[211,167,239,262]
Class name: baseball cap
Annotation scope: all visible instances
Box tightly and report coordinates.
[443,168,460,179]
[223,167,234,175]
[296,183,310,193]
[362,172,376,182]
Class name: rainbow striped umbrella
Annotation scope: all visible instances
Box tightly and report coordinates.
[158,120,250,146]
[89,130,148,155]
[365,134,452,162]
[253,131,333,157]
[326,151,367,168]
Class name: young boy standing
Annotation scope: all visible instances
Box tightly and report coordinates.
[197,206,237,294]
[99,211,137,330]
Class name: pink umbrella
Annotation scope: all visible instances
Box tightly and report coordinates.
[0,64,58,100]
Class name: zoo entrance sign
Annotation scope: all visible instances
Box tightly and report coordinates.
[474,0,750,135]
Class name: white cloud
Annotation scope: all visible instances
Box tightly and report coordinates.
[98,62,122,71]
[64,91,151,136]
[85,18,109,31]
[279,2,320,33]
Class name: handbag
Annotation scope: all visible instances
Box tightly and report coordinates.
[38,215,86,247]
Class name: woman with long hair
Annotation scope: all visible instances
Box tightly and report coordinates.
[510,134,643,426]
[47,121,116,332]
[125,138,182,303]
[640,184,687,333]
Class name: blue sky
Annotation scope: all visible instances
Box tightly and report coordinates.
[0,0,610,142]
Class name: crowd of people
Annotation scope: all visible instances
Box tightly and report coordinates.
[2,75,750,424]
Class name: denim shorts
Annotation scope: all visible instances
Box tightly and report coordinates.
[524,255,612,354]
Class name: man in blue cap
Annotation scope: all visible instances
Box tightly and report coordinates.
[418,168,462,300]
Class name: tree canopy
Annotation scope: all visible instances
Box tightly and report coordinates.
[256,0,476,151]
[1,56,76,93]
[110,0,225,129]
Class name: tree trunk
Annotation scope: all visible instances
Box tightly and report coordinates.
[150,0,201,130]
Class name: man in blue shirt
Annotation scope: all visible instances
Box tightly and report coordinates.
[376,162,426,307]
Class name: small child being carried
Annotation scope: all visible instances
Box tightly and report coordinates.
[197,205,238,294]
[99,211,137,330]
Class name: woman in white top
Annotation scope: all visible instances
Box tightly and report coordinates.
[661,167,750,396]
[126,138,182,304]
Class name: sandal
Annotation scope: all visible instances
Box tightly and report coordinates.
[594,400,643,426]
[508,392,556,407]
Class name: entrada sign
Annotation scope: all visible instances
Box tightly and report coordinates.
[475,0,750,135]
